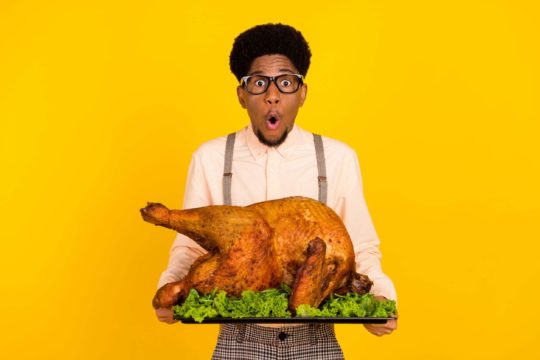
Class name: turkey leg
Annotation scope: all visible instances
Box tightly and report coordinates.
[289,238,327,311]
[140,202,269,252]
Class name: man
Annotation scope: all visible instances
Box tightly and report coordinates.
[155,23,397,359]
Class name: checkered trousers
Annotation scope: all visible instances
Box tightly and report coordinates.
[211,323,344,360]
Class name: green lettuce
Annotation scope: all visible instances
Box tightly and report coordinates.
[173,284,292,323]
[296,292,397,318]
[173,285,397,323]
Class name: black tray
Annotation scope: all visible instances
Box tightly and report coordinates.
[179,317,392,324]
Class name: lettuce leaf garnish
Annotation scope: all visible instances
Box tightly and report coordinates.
[173,285,397,323]
[296,292,397,318]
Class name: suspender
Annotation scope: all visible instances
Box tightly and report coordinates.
[222,133,236,206]
[222,132,328,205]
[313,134,328,205]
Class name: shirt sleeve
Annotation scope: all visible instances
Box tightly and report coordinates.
[157,151,210,289]
[334,149,397,301]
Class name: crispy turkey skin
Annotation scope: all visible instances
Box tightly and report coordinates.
[141,196,372,312]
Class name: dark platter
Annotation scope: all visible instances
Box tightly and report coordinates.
[179,317,393,324]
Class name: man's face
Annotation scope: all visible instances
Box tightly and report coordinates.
[237,54,307,147]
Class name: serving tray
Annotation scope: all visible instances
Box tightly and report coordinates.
[179,317,392,324]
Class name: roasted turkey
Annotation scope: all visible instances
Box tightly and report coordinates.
[141,196,372,312]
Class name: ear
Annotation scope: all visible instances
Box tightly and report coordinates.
[237,86,247,109]
[299,83,308,107]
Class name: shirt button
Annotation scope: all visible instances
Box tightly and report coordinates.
[278,332,288,341]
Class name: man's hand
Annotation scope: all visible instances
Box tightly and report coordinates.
[155,308,178,324]
[363,295,397,336]
[364,318,397,336]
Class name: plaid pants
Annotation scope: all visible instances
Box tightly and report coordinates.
[211,324,344,360]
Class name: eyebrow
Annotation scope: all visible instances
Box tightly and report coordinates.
[248,68,297,76]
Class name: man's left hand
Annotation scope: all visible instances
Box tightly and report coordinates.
[363,318,397,336]
[363,295,398,336]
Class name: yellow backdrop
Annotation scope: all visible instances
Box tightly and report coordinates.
[1,1,539,359]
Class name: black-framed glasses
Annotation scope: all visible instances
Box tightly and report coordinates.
[240,74,304,95]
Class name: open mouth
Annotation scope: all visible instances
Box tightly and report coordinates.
[266,113,281,130]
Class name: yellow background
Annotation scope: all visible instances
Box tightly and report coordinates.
[1,0,539,359]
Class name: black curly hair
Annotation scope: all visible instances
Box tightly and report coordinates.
[229,23,312,81]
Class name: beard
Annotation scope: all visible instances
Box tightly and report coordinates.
[255,128,289,147]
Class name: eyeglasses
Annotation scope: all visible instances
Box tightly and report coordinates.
[240,74,304,95]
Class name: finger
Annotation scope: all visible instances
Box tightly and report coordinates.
[158,316,177,324]
[365,324,394,336]
[364,325,384,336]
[387,319,398,329]
[368,320,397,331]
[155,308,177,323]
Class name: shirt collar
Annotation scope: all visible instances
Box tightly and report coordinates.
[245,123,301,160]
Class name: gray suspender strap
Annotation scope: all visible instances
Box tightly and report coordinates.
[223,132,236,206]
[313,133,328,205]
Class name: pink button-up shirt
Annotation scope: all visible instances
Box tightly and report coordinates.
[158,124,396,301]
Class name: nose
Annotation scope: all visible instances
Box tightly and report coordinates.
[264,81,280,104]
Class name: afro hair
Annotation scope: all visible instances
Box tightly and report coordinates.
[229,23,312,81]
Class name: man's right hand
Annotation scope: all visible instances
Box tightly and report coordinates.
[155,308,178,324]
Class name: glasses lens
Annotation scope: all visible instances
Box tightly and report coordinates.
[275,74,301,93]
[245,76,268,94]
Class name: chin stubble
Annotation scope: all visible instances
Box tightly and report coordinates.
[256,128,289,147]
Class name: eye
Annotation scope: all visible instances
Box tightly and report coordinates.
[254,79,266,87]
[280,79,292,87]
